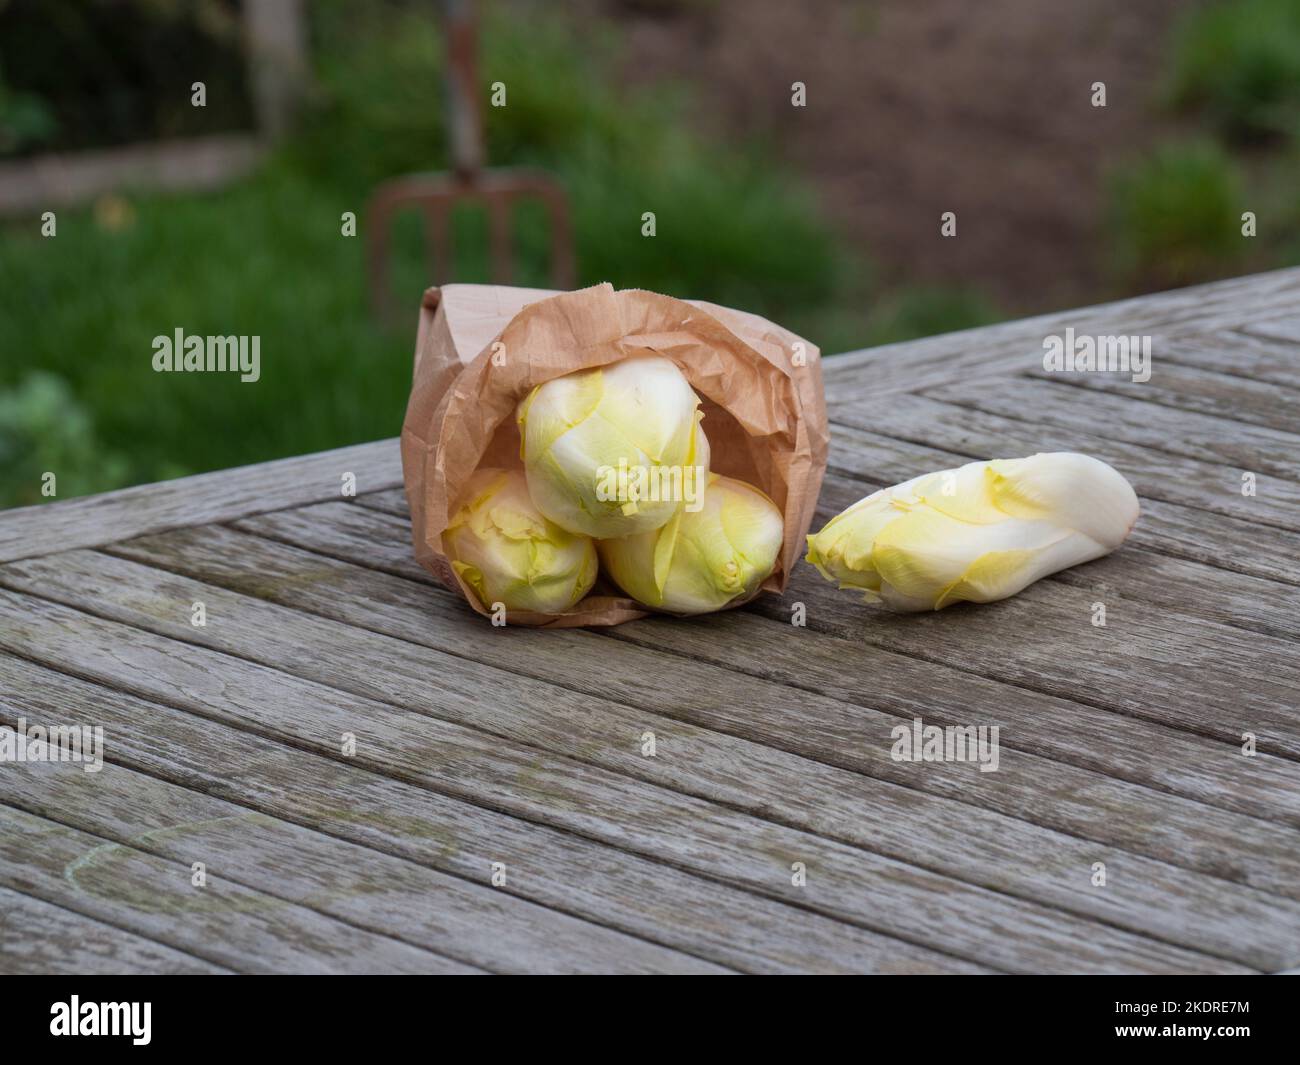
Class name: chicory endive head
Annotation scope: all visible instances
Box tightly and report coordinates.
[599,473,784,614]
[517,356,706,539]
[446,467,598,613]
[805,452,1139,611]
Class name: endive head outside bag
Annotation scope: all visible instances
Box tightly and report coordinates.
[400,282,829,627]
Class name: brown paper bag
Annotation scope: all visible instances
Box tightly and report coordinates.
[400,282,829,627]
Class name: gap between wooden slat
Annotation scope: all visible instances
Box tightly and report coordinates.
[0,617,1052,976]
[1156,348,1300,396]
[3,801,488,974]
[0,736,720,975]
[826,408,1300,586]
[85,519,1300,924]
[0,884,234,975]
[923,376,1300,484]
[0,590,1251,973]
[0,652,942,975]
[1021,366,1300,435]
[0,796,479,974]
[225,497,1300,819]
[1238,316,1300,347]
[331,485,1300,779]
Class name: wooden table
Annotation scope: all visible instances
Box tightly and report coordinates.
[2,269,1298,974]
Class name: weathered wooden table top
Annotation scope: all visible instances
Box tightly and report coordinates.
[2,268,1299,974]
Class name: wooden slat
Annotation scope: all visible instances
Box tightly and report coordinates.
[0,887,230,975]
[824,398,1300,640]
[353,487,415,516]
[821,418,1300,586]
[0,589,1237,973]
[95,516,1300,925]
[0,656,959,974]
[223,498,1300,830]
[923,375,1300,482]
[4,267,1296,975]
[0,754,720,975]
[236,500,445,583]
[0,802,478,974]
[1164,330,1300,390]
[1240,313,1300,347]
[823,266,1300,396]
[0,440,402,564]
[830,391,1300,533]
[38,535,1300,968]
[1024,363,1300,433]
[1040,539,1300,644]
[807,473,1300,750]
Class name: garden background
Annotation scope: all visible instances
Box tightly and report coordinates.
[2,0,1298,507]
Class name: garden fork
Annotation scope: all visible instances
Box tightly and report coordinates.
[365,0,576,326]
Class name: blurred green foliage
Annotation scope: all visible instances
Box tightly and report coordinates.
[0,61,58,154]
[855,287,1002,347]
[0,372,131,506]
[299,1,851,323]
[1106,0,1300,291]
[1166,0,1300,143]
[0,0,994,507]
[1106,142,1244,289]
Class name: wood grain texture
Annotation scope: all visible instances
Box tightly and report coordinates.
[0,887,230,975]
[0,588,1238,973]
[1239,313,1300,348]
[51,532,1300,968]
[353,487,416,516]
[830,391,1300,533]
[4,267,1298,975]
[85,518,1300,974]
[0,748,722,975]
[0,439,401,564]
[0,656,966,974]
[923,375,1300,483]
[0,801,479,974]
[1161,329,1300,391]
[1023,362,1300,434]
[221,499,1300,832]
[823,266,1300,396]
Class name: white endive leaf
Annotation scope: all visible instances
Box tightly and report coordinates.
[445,468,597,613]
[517,356,705,538]
[599,474,784,614]
[806,452,1139,611]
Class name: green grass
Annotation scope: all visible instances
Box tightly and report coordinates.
[0,165,412,505]
[1166,0,1300,142]
[1105,141,1245,289]
[0,0,995,507]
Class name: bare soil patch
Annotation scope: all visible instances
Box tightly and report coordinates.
[591,0,1193,314]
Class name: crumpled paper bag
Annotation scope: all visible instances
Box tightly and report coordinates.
[400,282,829,627]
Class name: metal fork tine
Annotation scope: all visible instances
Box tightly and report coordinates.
[424,198,453,286]
[488,195,514,284]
